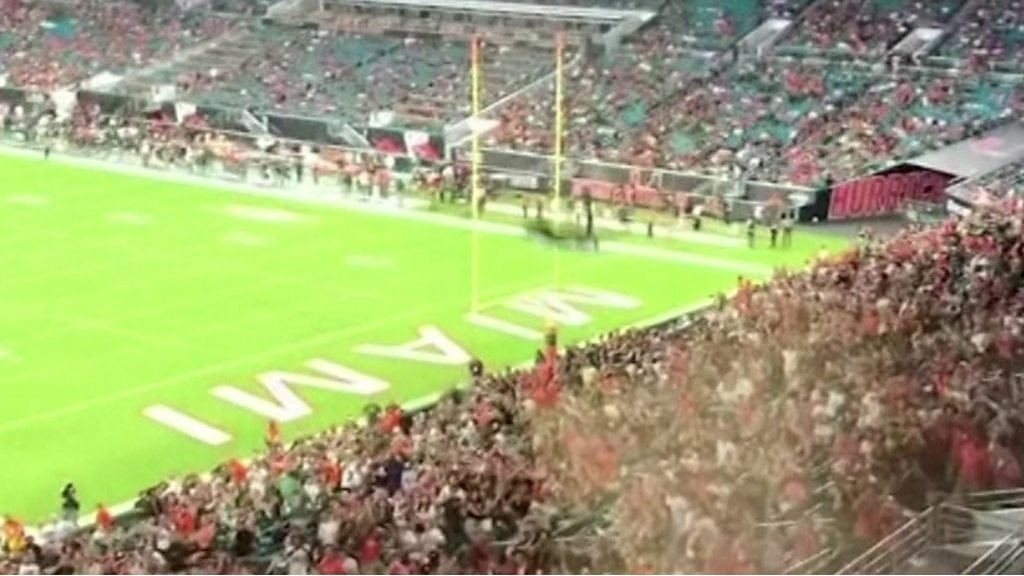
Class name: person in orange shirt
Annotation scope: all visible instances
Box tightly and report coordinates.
[95,504,115,533]
[321,456,342,491]
[2,514,26,556]
[228,458,249,485]
[266,420,281,447]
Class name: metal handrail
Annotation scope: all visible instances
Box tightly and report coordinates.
[836,509,932,575]
[962,533,1021,575]
[986,542,1024,574]
[966,488,1024,510]
[785,547,838,575]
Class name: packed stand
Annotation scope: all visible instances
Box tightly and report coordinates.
[176,27,548,129]
[781,0,965,57]
[533,205,1024,572]
[389,41,554,127]
[677,0,760,48]
[210,0,275,15]
[617,60,873,178]
[490,0,666,8]
[488,46,1024,186]
[0,0,236,91]
[179,26,400,120]
[784,73,1024,185]
[487,22,714,158]
[970,160,1024,199]
[936,0,1024,68]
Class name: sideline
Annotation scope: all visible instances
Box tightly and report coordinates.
[0,145,760,272]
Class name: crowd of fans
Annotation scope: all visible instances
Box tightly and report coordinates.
[487,18,716,158]
[167,26,551,129]
[781,0,965,57]
[2,169,1024,573]
[484,0,1024,185]
[936,0,1024,66]
[4,0,1022,186]
[783,72,1024,185]
[4,1,1024,571]
[967,160,1024,200]
[491,49,1024,187]
[0,0,237,90]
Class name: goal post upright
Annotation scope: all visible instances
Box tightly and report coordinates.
[552,31,566,290]
[470,33,483,313]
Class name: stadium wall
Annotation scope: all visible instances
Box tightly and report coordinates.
[474,147,827,222]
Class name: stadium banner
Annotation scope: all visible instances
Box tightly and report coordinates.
[367,126,445,162]
[264,113,366,149]
[827,164,954,221]
[480,148,554,174]
[76,90,139,115]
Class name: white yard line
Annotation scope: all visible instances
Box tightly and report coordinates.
[11,309,190,349]
[601,241,772,276]
[5,193,50,207]
[0,346,22,364]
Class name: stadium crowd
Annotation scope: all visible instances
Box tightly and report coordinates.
[0,0,236,90]
[1,171,1024,573]
[781,0,964,56]
[937,0,1024,67]
[5,0,1024,573]
[490,52,1024,186]
[4,0,1024,185]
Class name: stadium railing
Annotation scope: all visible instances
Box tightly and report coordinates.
[965,488,1024,510]
[835,502,1024,575]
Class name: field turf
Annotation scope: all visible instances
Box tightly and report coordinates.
[0,151,846,521]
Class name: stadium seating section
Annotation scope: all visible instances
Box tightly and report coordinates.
[973,159,1024,198]
[937,0,1024,64]
[3,0,1024,572]
[781,0,965,57]
[0,0,236,90]
[3,0,1022,187]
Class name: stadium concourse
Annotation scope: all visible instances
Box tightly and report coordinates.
[3,0,1024,574]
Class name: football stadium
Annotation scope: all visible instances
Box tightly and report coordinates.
[1,0,1024,573]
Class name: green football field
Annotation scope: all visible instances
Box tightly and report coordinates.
[0,151,846,522]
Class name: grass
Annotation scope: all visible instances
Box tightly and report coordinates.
[0,151,847,522]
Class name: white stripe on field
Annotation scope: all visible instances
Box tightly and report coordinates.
[466,312,544,340]
[143,405,233,446]
[602,241,772,275]
[107,211,154,226]
[5,193,50,206]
